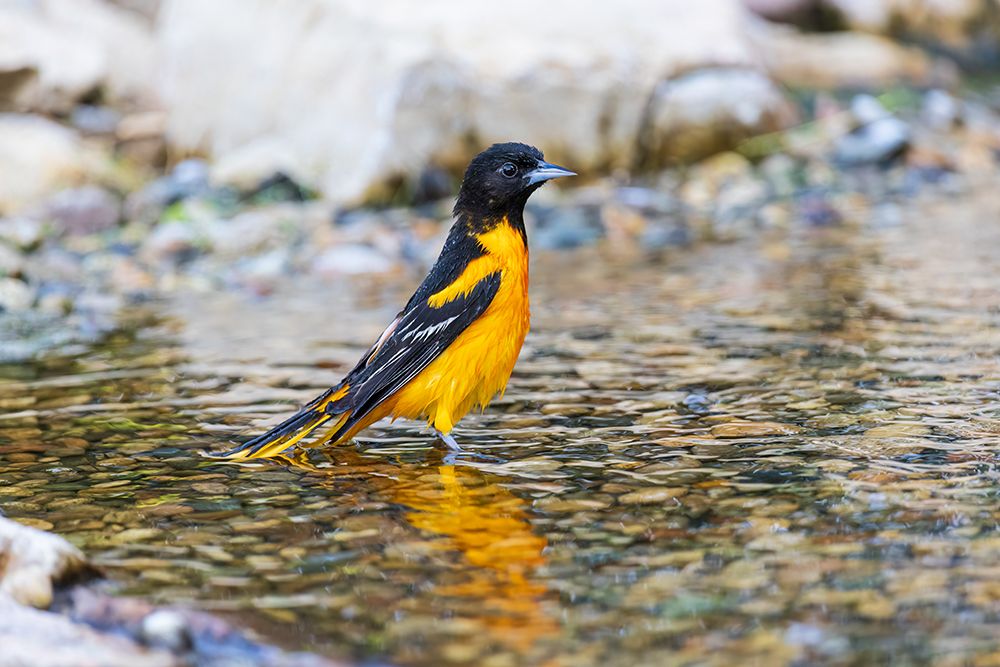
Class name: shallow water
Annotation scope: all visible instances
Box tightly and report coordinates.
[2,188,999,666]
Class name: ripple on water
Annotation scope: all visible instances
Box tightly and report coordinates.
[2,192,1000,666]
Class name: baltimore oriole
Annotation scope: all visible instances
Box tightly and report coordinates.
[219,143,575,459]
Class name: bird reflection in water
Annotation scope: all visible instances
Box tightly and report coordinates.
[275,448,558,651]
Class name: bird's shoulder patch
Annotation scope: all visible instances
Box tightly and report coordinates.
[427,216,526,308]
[427,255,501,307]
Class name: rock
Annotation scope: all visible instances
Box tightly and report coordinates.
[36,290,74,316]
[45,186,121,236]
[71,105,121,136]
[831,94,911,166]
[0,0,157,113]
[863,423,930,438]
[641,68,794,166]
[742,0,822,24]
[126,158,212,222]
[205,209,293,259]
[311,244,395,277]
[116,110,168,143]
[124,184,176,224]
[710,421,804,438]
[44,0,159,105]
[0,277,35,312]
[0,596,180,667]
[0,6,105,114]
[531,207,604,250]
[140,610,191,652]
[22,247,83,284]
[682,393,714,414]
[140,221,200,265]
[795,192,843,226]
[0,517,91,608]
[849,93,890,125]
[108,256,156,295]
[619,487,688,505]
[158,0,791,202]
[823,0,1000,68]
[0,217,46,250]
[922,89,961,130]
[59,588,354,667]
[0,244,25,277]
[116,110,168,167]
[170,159,211,196]
[237,249,292,291]
[749,19,955,90]
[678,152,761,222]
[209,141,301,194]
[0,64,37,111]
[0,114,107,214]
[759,153,800,197]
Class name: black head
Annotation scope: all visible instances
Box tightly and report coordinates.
[454,142,575,218]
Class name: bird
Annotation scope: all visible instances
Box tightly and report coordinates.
[218,143,575,460]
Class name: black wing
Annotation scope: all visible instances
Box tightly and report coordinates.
[327,270,501,433]
[350,220,488,372]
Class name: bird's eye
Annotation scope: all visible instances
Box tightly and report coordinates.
[499,162,519,178]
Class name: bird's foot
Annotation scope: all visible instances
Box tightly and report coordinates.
[434,429,462,452]
[434,430,505,464]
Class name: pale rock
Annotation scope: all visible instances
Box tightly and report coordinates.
[835,95,911,165]
[0,277,35,312]
[237,248,292,286]
[0,5,105,113]
[311,244,395,276]
[710,421,804,437]
[45,186,121,235]
[642,68,794,166]
[204,209,293,259]
[922,89,961,129]
[0,216,45,250]
[209,139,302,193]
[0,517,90,608]
[140,610,191,652]
[71,104,121,135]
[749,19,954,90]
[0,114,107,214]
[851,94,891,124]
[42,0,159,105]
[140,220,200,264]
[824,0,999,65]
[157,0,792,203]
[0,595,180,667]
[0,0,157,112]
[0,242,24,276]
[835,118,910,165]
[619,487,688,505]
[116,109,168,141]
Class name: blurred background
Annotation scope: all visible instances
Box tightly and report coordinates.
[2,0,999,355]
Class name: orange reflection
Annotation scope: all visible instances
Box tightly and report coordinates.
[277,449,557,651]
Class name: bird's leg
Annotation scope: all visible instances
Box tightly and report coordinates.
[434,429,462,452]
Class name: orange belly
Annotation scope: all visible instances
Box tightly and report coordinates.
[388,220,529,433]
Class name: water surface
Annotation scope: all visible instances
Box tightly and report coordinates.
[2,190,999,666]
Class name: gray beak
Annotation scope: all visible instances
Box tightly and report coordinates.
[526,161,577,186]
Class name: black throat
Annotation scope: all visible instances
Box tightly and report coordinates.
[453,189,533,243]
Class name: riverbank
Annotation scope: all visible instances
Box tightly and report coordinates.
[3,87,998,363]
[0,516,356,667]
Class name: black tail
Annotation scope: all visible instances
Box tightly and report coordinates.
[211,385,352,460]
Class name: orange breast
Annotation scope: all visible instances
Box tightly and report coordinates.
[388,219,529,432]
